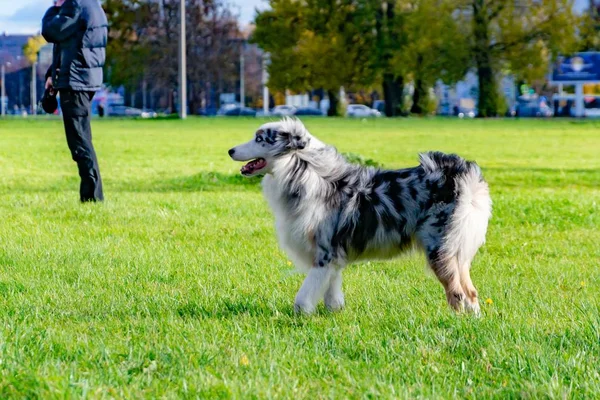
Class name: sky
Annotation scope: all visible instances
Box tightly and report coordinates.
[0,0,268,35]
[0,0,592,35]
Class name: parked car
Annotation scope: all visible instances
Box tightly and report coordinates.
[219,106,257,117]
[217,103,239,115]
[293,107,324,116]
[373,100,386,115]
[107,105,157,118]
[515,96,553,118]
[196,107,218,116]
[346,104,381,118]
[271,105,297,117]
[553,94,600,117]
[457,108,476,119]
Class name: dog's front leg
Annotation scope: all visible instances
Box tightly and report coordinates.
[294,217,339,314]
[314,222,336,268]
[294,266,333,314]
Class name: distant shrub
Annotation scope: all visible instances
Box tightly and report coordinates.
[342,152,383,168]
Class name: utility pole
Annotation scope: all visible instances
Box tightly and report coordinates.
[31,61,37,115]
[179,0,187,119]
[240,42,245,107]
[1,64,5,117]
[262,54,269,115]
[142,79,147,110]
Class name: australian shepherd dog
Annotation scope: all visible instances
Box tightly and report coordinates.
[229,118,491,315]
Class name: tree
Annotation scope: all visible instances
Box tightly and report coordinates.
[466,0,578,117]
[23,35,47,64]
[103,0,153,93]
[253,0,379,116]
[390,0,470,114]
[371,0,409,116]
[103,0,241,114]
[253,0,468,116]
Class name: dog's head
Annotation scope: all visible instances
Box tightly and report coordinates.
[228,117,312,177]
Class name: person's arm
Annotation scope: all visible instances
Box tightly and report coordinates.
[42,0,81,43]
[44,45,59,88]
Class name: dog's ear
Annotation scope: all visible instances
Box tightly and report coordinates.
[287,132,309,150]
[279,118,310,150]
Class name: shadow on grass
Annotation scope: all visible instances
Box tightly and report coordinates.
[176,298,295,320]
[1,167,598,194]
[114,167,600,193]
[484,167,600,189]
[116,171,262,193]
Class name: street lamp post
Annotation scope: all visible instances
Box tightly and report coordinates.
[31,61,37,115]
[179,0,187,119]
[1,64,5,117]
[240,42,245,107]
[262,53,269,115]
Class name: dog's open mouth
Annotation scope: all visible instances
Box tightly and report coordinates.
[241,158,267,175]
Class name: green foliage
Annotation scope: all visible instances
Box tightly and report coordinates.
[341,152,383,168]
[392,0,470,88]
[468,0,579,116]
[254,0,579,117]
[0,117,599,397]
[253,0,380,112]
[102,0,152,89]
[22,35,47,64]
[578,13,600,51]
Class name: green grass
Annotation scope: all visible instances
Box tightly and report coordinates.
[0,116,598,399]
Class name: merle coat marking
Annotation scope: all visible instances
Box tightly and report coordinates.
[229,118,492,314]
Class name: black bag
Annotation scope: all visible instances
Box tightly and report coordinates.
[41,87,58,114]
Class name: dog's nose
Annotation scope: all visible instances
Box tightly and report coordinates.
[228,148,235,157]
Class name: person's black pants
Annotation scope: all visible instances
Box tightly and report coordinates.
[59,89,104,202]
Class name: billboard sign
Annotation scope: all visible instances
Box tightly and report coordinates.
[551,52,600,83]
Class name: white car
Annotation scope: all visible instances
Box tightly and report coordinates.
[271,105,297,117]
[346,104,381,118]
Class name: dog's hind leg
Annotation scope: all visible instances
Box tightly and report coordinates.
[459,261,480,315]
[294,266,333,314]
[324,267,345,312]
[426,251,466,312]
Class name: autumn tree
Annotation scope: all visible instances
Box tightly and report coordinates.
[466,0,578,117]
[23,35,47,64]
[391,0,470,114]
[103,0,153,93]
[102,0,241,114]
[253,0,379,116]
[253,0,469,116]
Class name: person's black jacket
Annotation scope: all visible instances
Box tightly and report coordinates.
[42,0,108,92]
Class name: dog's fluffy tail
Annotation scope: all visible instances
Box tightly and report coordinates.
[420,152,492,268]
[444,162,491,268]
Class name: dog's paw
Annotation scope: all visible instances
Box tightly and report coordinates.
[325,293,345,312]
[294,300,316,315]
[465,300,481,317]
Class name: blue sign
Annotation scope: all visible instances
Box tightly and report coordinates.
[551,52,600,83]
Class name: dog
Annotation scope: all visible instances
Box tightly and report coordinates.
[228,118,492,315]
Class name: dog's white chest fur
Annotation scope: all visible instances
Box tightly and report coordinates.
[261,174,322,272]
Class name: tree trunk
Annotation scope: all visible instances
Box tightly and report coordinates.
[382,74,405,117]
[476,57,499,118]
[327,89,339,116]
[472,0,498,118]
[411,78,426,115]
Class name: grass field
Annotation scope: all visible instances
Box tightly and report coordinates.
[0,117,599,398]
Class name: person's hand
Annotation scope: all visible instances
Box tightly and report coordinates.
[45,77,53,90]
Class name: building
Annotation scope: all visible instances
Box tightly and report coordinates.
[0,33,30,64]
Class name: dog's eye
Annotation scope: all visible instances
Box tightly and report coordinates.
[255,136,263,143]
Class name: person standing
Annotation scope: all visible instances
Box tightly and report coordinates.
[42,0,107,202]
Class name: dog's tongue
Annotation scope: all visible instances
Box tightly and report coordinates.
[241,158,266,175]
